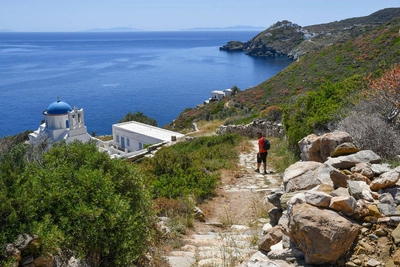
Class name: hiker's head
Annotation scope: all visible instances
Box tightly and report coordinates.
[257,132,262,138]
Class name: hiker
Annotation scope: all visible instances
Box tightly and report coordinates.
[255,132,268,174]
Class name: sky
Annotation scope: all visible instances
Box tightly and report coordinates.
[1,0,399,32]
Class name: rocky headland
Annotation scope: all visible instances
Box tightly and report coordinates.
[220,8,400,60]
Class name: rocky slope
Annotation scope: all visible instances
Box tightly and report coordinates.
[254,131,400,266]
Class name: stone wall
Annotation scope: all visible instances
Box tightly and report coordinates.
[218,119,285,138]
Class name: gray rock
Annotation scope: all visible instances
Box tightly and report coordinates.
[352,162,374,179]
[299,131,353,162]
[20,255,34,265]
[280,190,308,210]
[331,187,350,197]
[325,150,381,169]
[13,233,38,251]
[166,251,196,267]
[379,186,400,205]
[304,191,331,208]
[258,226,283,252]
[329,195,357,216]
[266,247,305,260]
[282,161,322,193]
[268,207,283,226]
[266,189,284,209]
[370,169,400,191]
[347,180,373,201]
[379,192,395,204]
[377,203,400,216]
[371,163,392,175]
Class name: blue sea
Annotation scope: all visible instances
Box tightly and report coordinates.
[0,31,291,136]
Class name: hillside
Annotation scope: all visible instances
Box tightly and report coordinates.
[220,8,400,59]
[168,9,400,149]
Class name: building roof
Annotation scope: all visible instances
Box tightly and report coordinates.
[114,121,185,141]
[45,100,72,115]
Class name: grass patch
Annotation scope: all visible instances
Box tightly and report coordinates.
[268,136,299,173]
[140,133,243,202]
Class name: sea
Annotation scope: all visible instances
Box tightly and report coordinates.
[0,31,292,137]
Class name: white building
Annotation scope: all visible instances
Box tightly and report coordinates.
[98,121,185,159]
[29,99,92,145]
[29,99,184,159]
[211,90,225,101]
[206,88,232,103]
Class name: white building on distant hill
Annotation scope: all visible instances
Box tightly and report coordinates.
[29,99,92,145]
[204,88,233,104]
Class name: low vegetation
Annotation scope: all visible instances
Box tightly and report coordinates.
[119,111,158,126]
[0,133,250,266]
[0,141,155,266]
[2,9,400,267]
[139,133,243,202]
[168,15,400,157]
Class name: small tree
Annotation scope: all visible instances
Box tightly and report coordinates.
[231,85,240,96]
[119,111,157,126]
[368,64,400,123]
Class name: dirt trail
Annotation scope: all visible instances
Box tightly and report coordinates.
[166,140,282,267]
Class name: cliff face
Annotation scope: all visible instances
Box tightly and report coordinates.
[243,20,304,57]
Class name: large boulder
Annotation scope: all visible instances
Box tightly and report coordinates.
[284,203,360,265]
[298,131,353,162]
[282,161,323,192]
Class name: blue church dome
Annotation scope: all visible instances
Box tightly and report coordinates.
[45,100,72,115]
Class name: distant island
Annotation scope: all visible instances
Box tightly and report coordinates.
[84,27,140,32]
[181,25,265,31]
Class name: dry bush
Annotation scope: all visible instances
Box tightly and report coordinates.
[260,105,282,122]
[337,99,400,159]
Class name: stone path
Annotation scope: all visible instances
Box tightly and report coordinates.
[166,140,281,267]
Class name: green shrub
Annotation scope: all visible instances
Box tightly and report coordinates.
[140,134,242,202]
[119,111,157,126]
[283,75,363,147]
[0,141,155,266]
[268,137,299,173]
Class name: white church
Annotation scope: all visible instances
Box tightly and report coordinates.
[29,99,92,145]
[29,99,185,159]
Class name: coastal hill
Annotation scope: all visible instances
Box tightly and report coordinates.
[220,8,400,59]
[168,7,400,150]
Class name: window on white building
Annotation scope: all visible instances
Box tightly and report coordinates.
[127,138,130,147]
[116,135,120,143]
[139,142,143,150]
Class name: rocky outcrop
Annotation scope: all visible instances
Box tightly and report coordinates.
[255,131,400,266]
[219,41,244,51]
[298,131,355,162]
[242,20,303,57]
